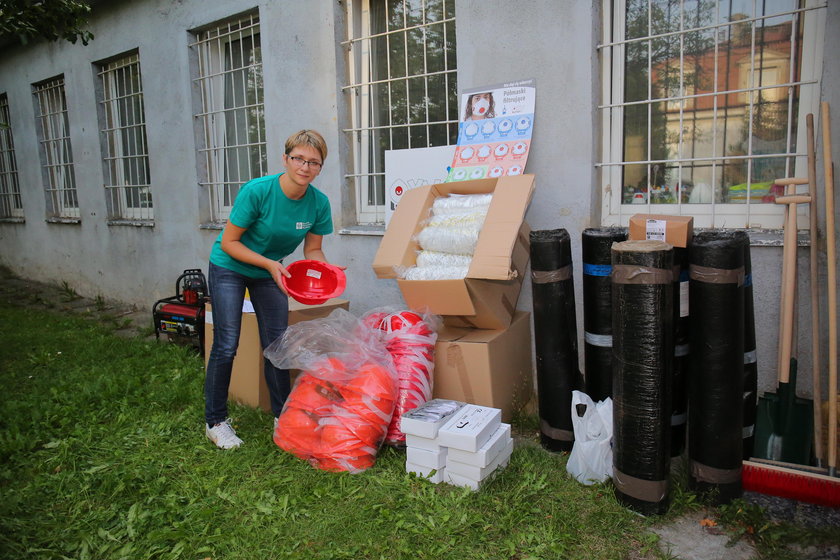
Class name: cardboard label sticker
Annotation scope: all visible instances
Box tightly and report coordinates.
[306,269,323,279]
[645,219,667,241]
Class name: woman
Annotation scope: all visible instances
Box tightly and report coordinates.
[204,129,341,449]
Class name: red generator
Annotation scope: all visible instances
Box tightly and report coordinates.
[152,269,208,352]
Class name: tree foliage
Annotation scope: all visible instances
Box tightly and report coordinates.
[0,0,94,46]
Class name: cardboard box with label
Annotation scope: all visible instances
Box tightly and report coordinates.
[628,214,694,247]
[204,298,349,413]
[432,310,534,422]
[372,175,535,330]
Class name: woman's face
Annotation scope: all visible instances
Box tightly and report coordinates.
[470,93,492,118]
[283,145,323,188]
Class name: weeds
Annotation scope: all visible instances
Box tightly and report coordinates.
[59,280,80,302]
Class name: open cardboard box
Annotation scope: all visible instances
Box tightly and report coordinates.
[204,298,350,413]
[372,175,535,330]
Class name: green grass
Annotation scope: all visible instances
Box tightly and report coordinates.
[0,301,835,560]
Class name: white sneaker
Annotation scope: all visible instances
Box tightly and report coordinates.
[273,416,279,431]
[206,419,243,449]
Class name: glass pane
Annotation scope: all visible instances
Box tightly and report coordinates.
[624,38,651,104]
[408,76,427,124]
[426,0,443,23]
[427,74,446,122]
[625,0,649,41]
[622,163,648,203]
[425,22,445,73]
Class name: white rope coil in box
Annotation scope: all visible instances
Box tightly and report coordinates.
[398,193,493,280]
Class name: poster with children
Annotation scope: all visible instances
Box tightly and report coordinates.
[445,78,536,182]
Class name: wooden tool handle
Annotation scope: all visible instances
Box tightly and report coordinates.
[806,113,824,465]
[822,102,837,472]
[775,195,813,205]
[775,177,810,186]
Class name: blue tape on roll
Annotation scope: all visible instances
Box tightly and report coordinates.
[583,263,612,277]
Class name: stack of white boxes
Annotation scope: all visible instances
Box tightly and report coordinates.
[401,400,513,490]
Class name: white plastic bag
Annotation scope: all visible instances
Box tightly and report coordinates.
[566,390,614,485]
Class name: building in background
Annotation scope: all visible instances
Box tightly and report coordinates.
[0,0,837,398]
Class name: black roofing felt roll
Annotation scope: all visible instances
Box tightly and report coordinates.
[671,246,690,457]
[687,230,746,505]
[738,231,758,459]
[582,227,627,401]
[611,240,674,516]
[530,229,582,453]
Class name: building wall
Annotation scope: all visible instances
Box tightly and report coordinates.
[0,0,837,400]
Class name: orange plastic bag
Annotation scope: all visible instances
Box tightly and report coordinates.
[265,309,398,473]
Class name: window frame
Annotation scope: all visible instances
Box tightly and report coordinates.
[342,0,458,226]
[33,76,79,220]
[96,52,153,222]
[0,93,24,220]
[598,0,826,230]
[190,11,266,224]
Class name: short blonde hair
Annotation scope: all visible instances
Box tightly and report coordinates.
[285,129,327,161]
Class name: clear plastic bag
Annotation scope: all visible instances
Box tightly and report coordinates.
[361,308,441,447]
[430,193,493,215]
[264,308,399,473]
[566,390,614,485]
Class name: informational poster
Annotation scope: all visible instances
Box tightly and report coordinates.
[384,145,456,226]
[445,78,536,182]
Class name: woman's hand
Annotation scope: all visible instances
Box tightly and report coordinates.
[267,260,291,294]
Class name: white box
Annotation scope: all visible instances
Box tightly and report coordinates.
[399,399,465,439]
[447,423,511,468]
[406,461,445,483]
[446,439,514,481]
[437,404,502,452]
[406,445,447,470]
[405,434,443,452]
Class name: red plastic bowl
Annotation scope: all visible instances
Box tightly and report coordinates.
[282,260,346,305]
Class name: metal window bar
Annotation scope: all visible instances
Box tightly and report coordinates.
[33,78,79,219]
[190,13,266,222]
[0,94,23,218]
[598,0,824,228]
[99,54,152,220]
[343,0,457,225]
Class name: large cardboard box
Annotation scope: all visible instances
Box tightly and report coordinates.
[204,298,349,413]
[372,175,535,330]
[432,310,533,422]
[628,214,694,248]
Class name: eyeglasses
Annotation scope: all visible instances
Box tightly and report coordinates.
[287,155,323,170]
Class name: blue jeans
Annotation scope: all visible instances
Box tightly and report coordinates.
[205,262,290,426]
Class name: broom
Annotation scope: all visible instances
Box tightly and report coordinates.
[743,459,840,508]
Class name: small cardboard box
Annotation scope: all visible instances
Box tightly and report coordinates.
[446,438,514,481]
[406,445,448,470]
[447,423,511,468]
[372,175,535,330]
[437,404,502,452]
[405,433,443,452]
[399,399,465,439]
[628,214,694,248]
[204,298,350,413]
[432,310,533,422]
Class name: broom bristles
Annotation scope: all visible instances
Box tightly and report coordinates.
[743,460,840,508]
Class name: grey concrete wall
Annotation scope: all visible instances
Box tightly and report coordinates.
[0,0,837,402]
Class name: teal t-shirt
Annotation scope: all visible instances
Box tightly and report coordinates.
[210,173,333,278]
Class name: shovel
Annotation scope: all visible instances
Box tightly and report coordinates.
[754,178,814,465]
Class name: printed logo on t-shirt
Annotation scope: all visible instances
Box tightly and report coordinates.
[296,221,312,230]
